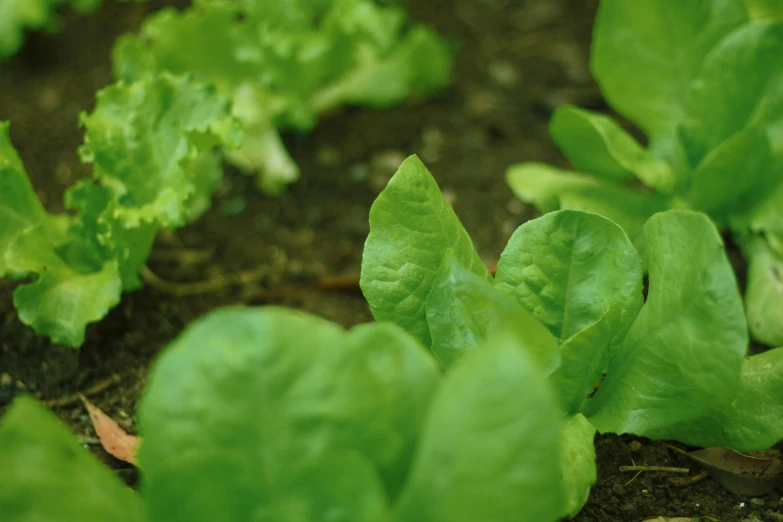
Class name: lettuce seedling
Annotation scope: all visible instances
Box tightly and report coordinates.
[0,73,241,347]
[361,155,783,517]
[505,0,783,347]
[112,0,453,193]
[0,0,147,57]
[0,306,569,522]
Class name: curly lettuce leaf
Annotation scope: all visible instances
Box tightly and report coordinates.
[0,396,145,522]
[72,73,241,288]
[113,0,452,193]
[0,122,122,347]
[0,73,240,347]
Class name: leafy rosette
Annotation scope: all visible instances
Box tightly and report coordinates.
[0,73,241,346]
[112,0,453,193]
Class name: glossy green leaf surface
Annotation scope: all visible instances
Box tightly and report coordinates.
[425,252,559,372]
[495,210,643,346]
[550,105,677,192]
[506,163,670,252]
[586,211,748,435]
[361,155,490,347]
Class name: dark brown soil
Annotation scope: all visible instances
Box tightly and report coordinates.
[0,1,778,521]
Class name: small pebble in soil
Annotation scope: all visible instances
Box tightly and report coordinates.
[628,440,643,452]
[487,60,520,88]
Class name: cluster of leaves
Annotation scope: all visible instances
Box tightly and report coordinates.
[1,0,451,347]
[4,155,783,521]
[360,155,783,516]
[506,0,783,346]
[1,306,567,521]
[0,0,146,58]
[113,0,453,193]
[0,73,241,347]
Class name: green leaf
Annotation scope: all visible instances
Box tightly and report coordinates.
[643,347,783,452]
[425,251,560,372]
[550,105,677,192]
[586,210,748,435]
[549,306,620,415]
[361,155,489,347]
[495,210,643,347]
[74,72,241,288]
[310,25,452,112]
[113,0,451,193]
[258,451,390,522]
[8,226,122,347]
[139,307,439,521]
[679,21,783,165]
[0,396,145,522]
[744,237,783,346]
[0,121,56,277]
[686,125,778,220]
[0,122,122,347]
[558,414,597,519]
[505,163,670,252]
[392,332,564,522]
[590,0,747,151]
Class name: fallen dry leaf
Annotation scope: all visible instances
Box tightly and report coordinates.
[79,393,140,466]
[687,447,783,496]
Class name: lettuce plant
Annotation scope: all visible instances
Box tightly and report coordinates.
[361,155,783,516]
[112,0,453,193]
[0,306,570,522]
[505,0,783,347]
[0,0,146,58]
[0,73,241,347]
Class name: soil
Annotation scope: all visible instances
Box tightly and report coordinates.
[0,1,779,521]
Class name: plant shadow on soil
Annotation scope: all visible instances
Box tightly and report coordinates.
[0,1,779,520]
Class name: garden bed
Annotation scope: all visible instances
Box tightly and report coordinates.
[0,1,779,520]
